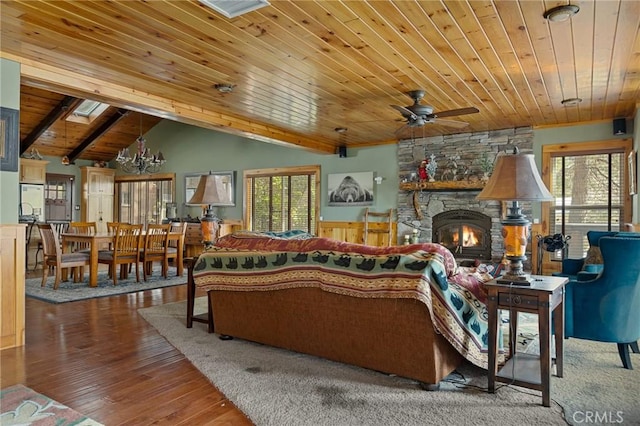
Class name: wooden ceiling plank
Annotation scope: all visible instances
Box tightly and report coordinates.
[490,1,547,123]
[327,1,494,135]
[10,0,328,135]
[9,53,337,154]
[601,0,640,118]
[590,0,619,120]
[429,1,515,112]
[518,1,568,124]
[379,3,509,126]
[465,1,537,123]
[616,21,640,117]
[20,95,78,154]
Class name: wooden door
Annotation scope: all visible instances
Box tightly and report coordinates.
[45,173,74,221]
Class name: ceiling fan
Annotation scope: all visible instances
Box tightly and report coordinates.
[391,90,479,130]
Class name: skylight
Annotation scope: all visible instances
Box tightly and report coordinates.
[67,99,110,124]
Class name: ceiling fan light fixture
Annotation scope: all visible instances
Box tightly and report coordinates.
[561,97,582,106]
[543,5,580,22]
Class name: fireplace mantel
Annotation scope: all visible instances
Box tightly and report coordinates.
[400,181,485,191]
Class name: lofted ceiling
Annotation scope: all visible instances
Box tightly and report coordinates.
[1,0,639,162]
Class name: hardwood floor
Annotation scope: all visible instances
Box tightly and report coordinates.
[1,270,252,425]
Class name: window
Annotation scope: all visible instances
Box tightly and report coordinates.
[244,165,320,234]
[115,173,175,227]
[66,99,110,124]
[542,140,632,258]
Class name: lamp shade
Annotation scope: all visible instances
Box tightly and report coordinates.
[477,152,554,201]
[188,173,225,205]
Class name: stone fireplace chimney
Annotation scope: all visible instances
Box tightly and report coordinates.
[397,127,534,262]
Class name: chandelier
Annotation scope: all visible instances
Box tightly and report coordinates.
[115,114,165,174]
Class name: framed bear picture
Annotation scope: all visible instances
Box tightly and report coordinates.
[328,171,374,206]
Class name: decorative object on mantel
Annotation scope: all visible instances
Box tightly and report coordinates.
[115,112,165,174]
[426,154,437,182]
[478,152,495,181]
[418,160,428,181]
[441,155,460,181]
[476,147,554,285]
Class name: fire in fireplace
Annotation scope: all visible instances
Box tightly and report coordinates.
[433,210,492,260]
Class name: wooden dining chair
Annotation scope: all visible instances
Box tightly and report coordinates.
[97,223,143,285]
[33,220,70,271]
[38,223,90,290]
[167,222,187,276]
[69,221,98,253]
[140,223,171,281]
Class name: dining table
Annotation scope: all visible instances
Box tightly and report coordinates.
[61,230,185,287]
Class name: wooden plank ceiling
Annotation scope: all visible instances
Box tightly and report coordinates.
[1,0,639,162]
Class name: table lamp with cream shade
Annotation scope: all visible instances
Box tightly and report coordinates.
[477,147,554,285]
[188,171,227,246]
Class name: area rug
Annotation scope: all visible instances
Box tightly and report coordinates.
[26,267,185,304]
[138,298,640,425]
[0,384,103,425]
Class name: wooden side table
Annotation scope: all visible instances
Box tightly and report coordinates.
[485,275,568,407]
[186,256,213,333]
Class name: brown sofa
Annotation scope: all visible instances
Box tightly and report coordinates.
[189,233,494,388]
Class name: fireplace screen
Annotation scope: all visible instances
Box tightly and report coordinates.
[433,210,492,260]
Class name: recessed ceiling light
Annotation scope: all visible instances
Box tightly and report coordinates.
[199,0,269,18]
[543,5,580,22]
[334,127,348,133]
[561,98,582,106]
[214,83,235,93]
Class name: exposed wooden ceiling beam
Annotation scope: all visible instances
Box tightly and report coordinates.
[20,95,78,154]
[67,108,130,164]
[7,53,336,155]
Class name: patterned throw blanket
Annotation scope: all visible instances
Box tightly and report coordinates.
[193,235,503,369]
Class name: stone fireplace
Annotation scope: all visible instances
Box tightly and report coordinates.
[396,127,534,262]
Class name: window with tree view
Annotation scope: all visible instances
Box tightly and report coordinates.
[245,166,319,234]
[547,150,626,259]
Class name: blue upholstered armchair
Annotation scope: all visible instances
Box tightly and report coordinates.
[564,236,640,369]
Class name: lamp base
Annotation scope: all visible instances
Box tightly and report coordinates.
[496,274,533,286]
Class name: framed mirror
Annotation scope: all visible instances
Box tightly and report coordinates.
[185,171,235,206]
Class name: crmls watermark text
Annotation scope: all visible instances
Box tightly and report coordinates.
[572,411,624,424]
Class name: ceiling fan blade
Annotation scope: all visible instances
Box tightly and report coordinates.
[390,104,417,120]
[432,118,470,128]
[435,107,479,118]
[394,122,411,136]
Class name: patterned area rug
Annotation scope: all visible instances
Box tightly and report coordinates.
[0,384,103,425]
[25,267,185,304]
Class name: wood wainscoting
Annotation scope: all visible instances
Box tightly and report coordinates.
[317,221,398,246]
[1,224,26,350]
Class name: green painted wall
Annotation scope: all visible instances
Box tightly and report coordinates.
[0,58,21,224]
[136,120,399,222]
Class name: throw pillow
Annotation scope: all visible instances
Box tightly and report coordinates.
[583,246,603,267]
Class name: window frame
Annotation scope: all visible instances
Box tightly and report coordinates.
[114,172,176,226]
[541,139,633,238]
[243,165,321,233]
